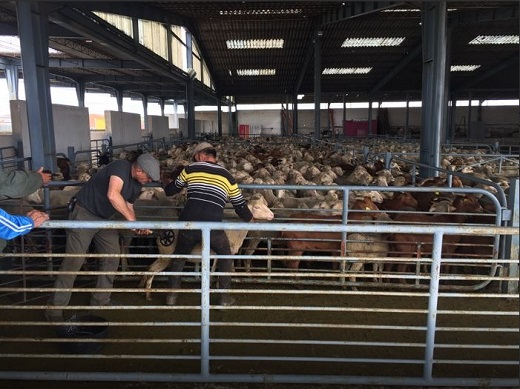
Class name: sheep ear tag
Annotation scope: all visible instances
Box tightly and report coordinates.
[159,230,176,246]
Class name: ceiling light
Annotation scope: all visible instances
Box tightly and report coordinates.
[297,94,304,100]
[237,69,276,76]
[451,65,481,72]
[220,9,302,16]
[226,39,284,49]
[322,67,372,75]
[341,37,405,47]
[469,35,519,45]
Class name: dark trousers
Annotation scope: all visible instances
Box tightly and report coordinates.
[169,229,232,289]
[49,204,120,312]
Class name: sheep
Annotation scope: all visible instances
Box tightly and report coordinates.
[138,193,275,301]
[279,197,391,288]
[387,194,484,281]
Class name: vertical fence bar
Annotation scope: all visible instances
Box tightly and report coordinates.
[423,231,443,381]
[200,226,211,378]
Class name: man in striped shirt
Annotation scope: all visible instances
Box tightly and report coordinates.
[163,142,253,306]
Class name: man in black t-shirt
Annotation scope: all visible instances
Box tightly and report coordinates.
[45,154,160,322]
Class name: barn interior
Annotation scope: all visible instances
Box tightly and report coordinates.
[0,1,518,388]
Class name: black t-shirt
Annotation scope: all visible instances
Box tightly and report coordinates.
[76,160,142,218]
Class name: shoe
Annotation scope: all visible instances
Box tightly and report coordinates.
[217,294,235,307]
[44,309,64,323]
[165,293,178,306]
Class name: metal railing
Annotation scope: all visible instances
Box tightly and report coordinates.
[0,218,517,386]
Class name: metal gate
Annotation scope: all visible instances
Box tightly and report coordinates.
[0,210,518,386]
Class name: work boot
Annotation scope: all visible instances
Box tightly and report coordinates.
[44,309,64,323]
[165,293,178,306]
[217,294,235,307]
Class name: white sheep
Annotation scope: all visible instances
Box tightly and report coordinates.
[138,193,274,300]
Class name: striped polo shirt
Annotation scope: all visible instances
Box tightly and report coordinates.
[164,161,253,222]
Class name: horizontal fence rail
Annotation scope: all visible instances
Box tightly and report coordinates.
[0,217,518,386]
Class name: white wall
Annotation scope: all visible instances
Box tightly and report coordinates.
[148,115,169,139]
[105,111,142,145]
[9,100,90,157]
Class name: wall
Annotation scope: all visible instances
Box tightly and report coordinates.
[148,115,169,140]
[105,110,142,146]
[9,100,90,157]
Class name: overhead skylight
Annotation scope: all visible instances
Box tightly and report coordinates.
[0,36,61,54]
[220,9,302,16]
[451,65,481,72]
[341,37,405,47]
[226,39,284,49]
[236,69,276,76]
[469,35,519,45]
[322,67,372,75]
[382,8,456,12]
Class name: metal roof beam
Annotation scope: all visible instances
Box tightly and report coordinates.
[49,7,188,83]
[370,44,422,95]
[450,5,518,24]
[454,54,519,93]
[73,2,194,31]
[320,1,403,25]
[48,59,146,69]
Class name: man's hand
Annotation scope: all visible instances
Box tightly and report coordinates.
[37,167,52,185]
[26,209,49,228]
[134,229,153,235]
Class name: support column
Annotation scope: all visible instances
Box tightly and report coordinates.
[75,79,86,108]
[419,1,448,178]
[159,98,165,117]
[342,94,347,137]
[5,64,19,100]
[367,99,373,135]
[115,88,124,112]
[217,99,222,137]
[405,94,410,139]
[186,78,195,140]
[142,94,149,131]
[313,29,322,140]
[227,100,233,136]
[16,1,56,171]
[467,91,472,138]
[292,94,298,136]
[185,31,195,140]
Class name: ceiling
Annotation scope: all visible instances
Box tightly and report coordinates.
[0,1,518,106]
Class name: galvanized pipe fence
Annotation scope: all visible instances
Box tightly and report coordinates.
[0,206,518,386]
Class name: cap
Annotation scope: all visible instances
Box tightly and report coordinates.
[136,153,160,181]
[192,142,214,159]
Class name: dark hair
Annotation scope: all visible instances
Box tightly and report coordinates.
[199,147,216,157]
[193,147,217,161]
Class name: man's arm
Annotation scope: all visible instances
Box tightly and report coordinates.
[0,208,35,240]
[106,175,137,221]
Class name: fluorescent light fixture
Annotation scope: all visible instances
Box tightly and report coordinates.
[382,8,456,12]
[382,8,420,12]
[297,94,304,100]
[322,67,372,75]
[451,65,481,72]
[236,69,276,76]
[227,39,284,49]
[220,9,302,16]
[469,35,519,45]
[341,37,405,47]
